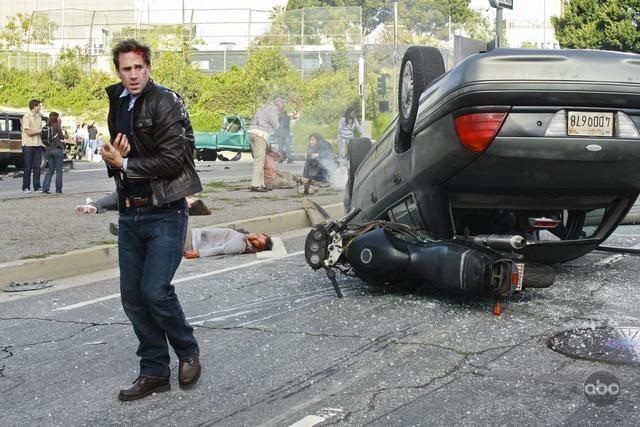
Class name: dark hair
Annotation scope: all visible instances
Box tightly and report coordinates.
[29,99,40,110]
[264,235,273,251]
[343,107,355,122]
[47,112,60,126]
[309,132,324,143]
[112,39,152,70]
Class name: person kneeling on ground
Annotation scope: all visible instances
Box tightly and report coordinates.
[183,228,273,259]
[303,133,336,186]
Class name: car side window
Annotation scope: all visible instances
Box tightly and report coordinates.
[0,116,6,132]
[9,118,21,132]
[387,194,423,228]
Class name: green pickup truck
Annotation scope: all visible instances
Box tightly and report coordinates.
[194,115,253,161]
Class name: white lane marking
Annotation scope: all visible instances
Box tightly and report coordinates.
[290,408,343,427]
[54,294,121,311]
[54,250,304,311]
[257,237,287,258]
[172,250,303,284]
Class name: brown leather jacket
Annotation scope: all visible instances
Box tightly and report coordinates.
[105,79,202,204]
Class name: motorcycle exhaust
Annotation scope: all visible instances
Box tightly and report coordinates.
[470,234,527,250]
[347,228,522,297]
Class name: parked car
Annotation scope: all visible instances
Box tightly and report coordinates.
[195,115,252,161]
[346,47,640,264]
[0,112,27,170]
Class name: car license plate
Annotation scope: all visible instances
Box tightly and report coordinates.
[567,111,613,137]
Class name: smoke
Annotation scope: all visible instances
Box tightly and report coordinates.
[319,157,348,189]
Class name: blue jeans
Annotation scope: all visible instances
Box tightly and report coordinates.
[22,146,42,191]
[118,200,198,379]
[42,149,64,193]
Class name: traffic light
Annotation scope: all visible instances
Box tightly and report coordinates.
[377,75,387,96]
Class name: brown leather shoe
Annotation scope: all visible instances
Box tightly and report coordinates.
[118,376,170,401]
[179,351,202,388]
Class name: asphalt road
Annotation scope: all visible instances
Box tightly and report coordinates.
[1,229,640,426]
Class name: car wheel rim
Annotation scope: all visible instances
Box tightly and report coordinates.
[401,61,414,120]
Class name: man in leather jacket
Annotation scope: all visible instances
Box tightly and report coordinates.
[101,39,203,401]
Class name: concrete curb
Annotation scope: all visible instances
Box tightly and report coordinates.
[0,202,344,287]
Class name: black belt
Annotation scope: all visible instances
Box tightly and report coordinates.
[120,195,184,211]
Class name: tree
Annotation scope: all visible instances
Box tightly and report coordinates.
[0,12,58,48]
[0,13,31,48]
[286,0,389,35]
[285,0,487,40]
[29,12,58,45]
[552,0,640,53]
[397,0,489,41]
[111,24,202,57]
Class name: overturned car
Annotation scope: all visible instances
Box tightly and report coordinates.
[306,47,640,297]
[346,47,640,266]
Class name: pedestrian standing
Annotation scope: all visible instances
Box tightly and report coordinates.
[101,39,203,401]
[87,122,98,161]
[274,110,292,163]
[73,123,82,159]
[247,98,285,192]
[42,112,65,194]
[20,99,44,193]
[96,133,105,158]
[337,107,365,159]
[79,123,89,159]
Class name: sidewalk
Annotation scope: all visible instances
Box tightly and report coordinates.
[0,183,345,265]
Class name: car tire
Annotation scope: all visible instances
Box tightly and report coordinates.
[398,46,445,135]
[218,151,242,161]
[347,137,372,199]
[197,148,218,162]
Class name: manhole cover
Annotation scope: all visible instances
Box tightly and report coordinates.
[3,280,53,292]
[548,327,640,365]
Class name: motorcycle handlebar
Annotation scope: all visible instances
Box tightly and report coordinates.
[338,208,361,228]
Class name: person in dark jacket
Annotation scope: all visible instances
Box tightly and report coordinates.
[274,111,292,163]
[100,39,203,401]
[42,112,66,194]
[303,133,336,184]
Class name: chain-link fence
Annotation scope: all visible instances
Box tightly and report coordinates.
[0,6,365,78]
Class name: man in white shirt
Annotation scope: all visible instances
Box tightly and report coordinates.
[20,99,44,193]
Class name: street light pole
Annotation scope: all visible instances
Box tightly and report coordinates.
[220,42,235,73]
[495,6,502,48]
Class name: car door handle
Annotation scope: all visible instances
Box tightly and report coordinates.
[371,192,377,203]
[393,173,401,185]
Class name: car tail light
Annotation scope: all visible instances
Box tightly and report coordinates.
[528,217,561,229]
[454,112,507,152]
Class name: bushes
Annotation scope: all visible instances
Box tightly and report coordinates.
[2,47,362,138]
[372,112,393,141]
